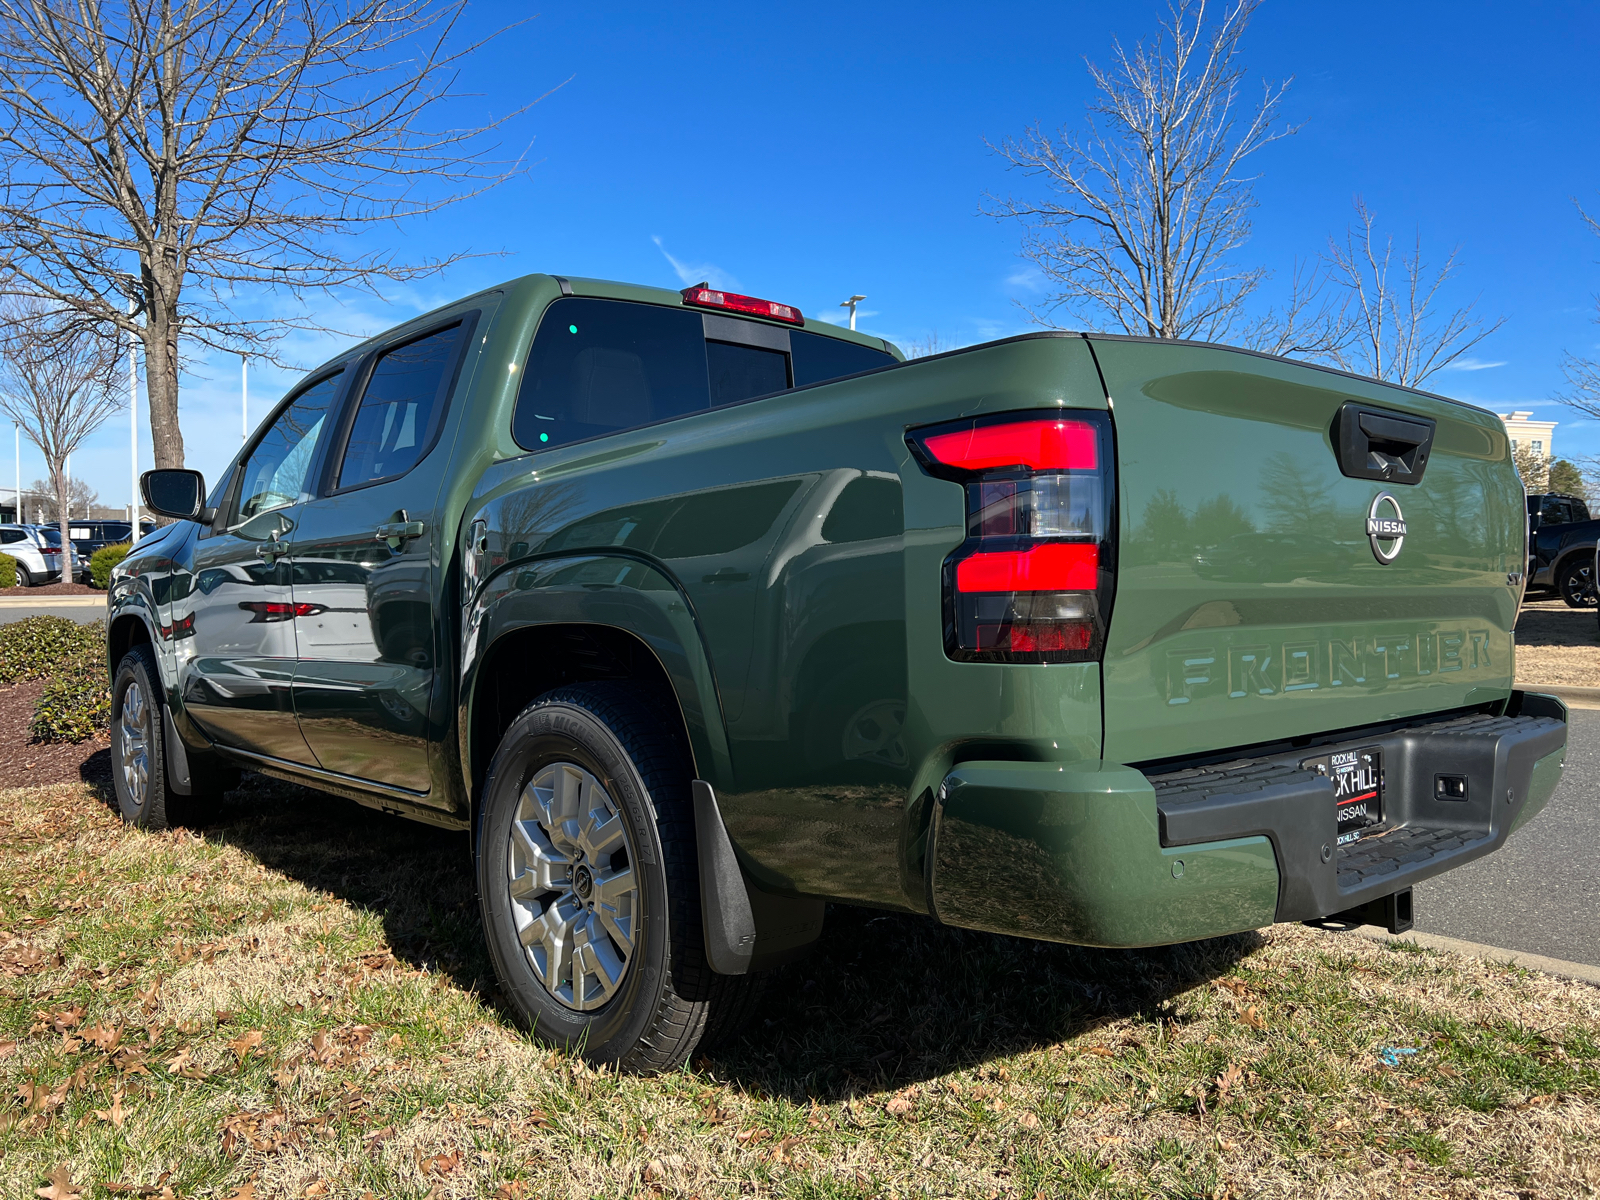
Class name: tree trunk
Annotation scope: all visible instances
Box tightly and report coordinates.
[52,460,71,585]
[142,264,186,472]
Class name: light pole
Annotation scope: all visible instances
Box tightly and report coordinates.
[129,294,140,545]
[840,294,866,332]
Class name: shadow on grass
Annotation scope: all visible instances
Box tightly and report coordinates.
[191,771,1257,1094]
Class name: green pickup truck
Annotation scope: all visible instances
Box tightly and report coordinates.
[109,273,1567,1072]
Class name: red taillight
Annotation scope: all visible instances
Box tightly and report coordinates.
[955,543,1098,593]
[681,285,804,326]
[909,410,1114,664]
[923,419,1098,473]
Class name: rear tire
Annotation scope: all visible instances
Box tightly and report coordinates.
[16,563,32,588]
[110,644,227,828]
[475,681,756,1073]
[1558,558,1596,608]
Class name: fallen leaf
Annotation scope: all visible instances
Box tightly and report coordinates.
[769,1134,804,1164]
[1017,1110,1041,1129]
[1238,1005,1267,1031]
[420,1151,461,1177]
[1095,1134,1126,1146]
[82,1024,121,1052]
[492,1183,526,1200]
[1080,1045,1116,1058]
[302,1183,329,1198]
[642,1159,666,1184]
[885,1090,916,1116]
[1515,1094,1557,1111]
[228,1029,264,1062]
[735,1127,771,1146]
[0,1039,17,1057]
[93,1089,126,1128]
[34,1166,82,1200]
[221,1185,257,1200]
[365,1124,397,1154]
[1215,1062,1245,1099]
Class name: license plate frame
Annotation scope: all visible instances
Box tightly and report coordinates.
[1302,746,1384,845]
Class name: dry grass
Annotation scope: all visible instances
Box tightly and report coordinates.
[1516,600,1600,688]
[2,777,1598,1199]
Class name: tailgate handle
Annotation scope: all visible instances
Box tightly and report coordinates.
[1333,402,1436,486]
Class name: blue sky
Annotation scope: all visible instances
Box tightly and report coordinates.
[39,0,1600,508]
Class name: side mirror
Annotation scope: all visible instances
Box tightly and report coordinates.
[140,469,214,523]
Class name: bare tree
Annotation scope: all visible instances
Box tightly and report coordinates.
[1323,197,1503,389]
[903,331,957,359]
[0,301,121,572]
[0,0,536,470]
[1510,441,1551,494]
[27,474,98,521]
[1557,201,1600,420]
[985,0,1294,341]
[1242,258,1351,359]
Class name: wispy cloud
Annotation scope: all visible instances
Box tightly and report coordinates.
[1442,357,1507,372]
[651,236,737,291]
[1005,266,1046,293]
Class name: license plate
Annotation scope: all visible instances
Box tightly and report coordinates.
[1302,746,1383,845]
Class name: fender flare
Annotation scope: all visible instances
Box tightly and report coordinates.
[458,551,735,800]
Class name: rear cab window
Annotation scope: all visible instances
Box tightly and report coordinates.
[513,297,895,451]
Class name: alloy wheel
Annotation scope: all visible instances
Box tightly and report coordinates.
[119,679,150,810]
[506,762,638,1012]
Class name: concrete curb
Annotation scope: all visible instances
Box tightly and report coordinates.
[1314,925,1600,987]
[0,595,105,607]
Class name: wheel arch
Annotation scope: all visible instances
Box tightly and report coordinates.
[107,609,157,685]
[460,553,734,832]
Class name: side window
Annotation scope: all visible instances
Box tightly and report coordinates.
[790,329,895,387]
[337,324,464,488]
[514,298,709,451]
[1,529,24,544]
[235,371,342,523]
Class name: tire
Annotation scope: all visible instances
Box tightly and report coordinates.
[16,563,32,588]
[1557,557,1596,608]
[476,681,756,1073]
[110,643,226,829]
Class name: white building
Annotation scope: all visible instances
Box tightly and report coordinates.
[1500,411,1557,461]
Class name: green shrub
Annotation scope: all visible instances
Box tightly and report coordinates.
[90,541,131,589]
[0,615,103,684]
[0,553,15,589]
[31,642,112,742]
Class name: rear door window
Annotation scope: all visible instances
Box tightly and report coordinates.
[515,298,709,450]
[337,324,464,489]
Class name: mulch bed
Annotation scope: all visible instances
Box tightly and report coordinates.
[0,679,110,789]
[0,582,103,597]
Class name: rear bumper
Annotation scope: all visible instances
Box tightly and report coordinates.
[928,693,1567,948]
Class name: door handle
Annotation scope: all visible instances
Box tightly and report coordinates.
[257,529,286,565]
[376,516,427,551]
[701,568,750,583]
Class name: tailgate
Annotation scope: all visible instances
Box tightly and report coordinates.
[1091,337,1523,765]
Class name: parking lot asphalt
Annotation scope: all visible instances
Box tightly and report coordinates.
[1413,705,1600,968]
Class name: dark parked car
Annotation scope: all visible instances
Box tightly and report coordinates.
[1527,499,1600,607]
[68,520,156,564]
[1527,491,1589,531]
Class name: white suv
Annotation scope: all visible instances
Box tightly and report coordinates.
[0,525,84,586]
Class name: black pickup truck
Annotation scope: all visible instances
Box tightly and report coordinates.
[1527,492,1598,606]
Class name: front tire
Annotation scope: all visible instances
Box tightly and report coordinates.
[476,682,751,1073]
[1558,557,1596,608]
[110,644,227,828]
